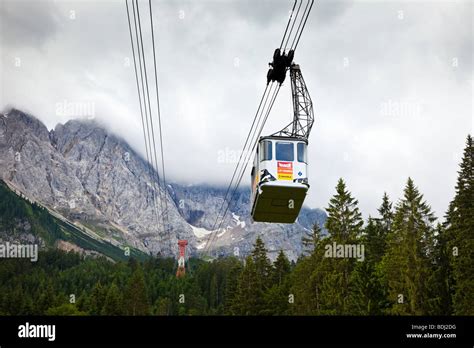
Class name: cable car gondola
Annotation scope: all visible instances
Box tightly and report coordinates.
[251,135,309,223]
[251,63,314,224]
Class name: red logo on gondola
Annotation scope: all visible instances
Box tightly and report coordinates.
[277,161,293,180]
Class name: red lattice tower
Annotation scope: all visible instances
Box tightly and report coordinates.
[176,240,188,278]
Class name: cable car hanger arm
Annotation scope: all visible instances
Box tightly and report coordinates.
[271,64,314,140]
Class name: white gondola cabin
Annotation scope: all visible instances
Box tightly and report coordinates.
[251,136,309,223]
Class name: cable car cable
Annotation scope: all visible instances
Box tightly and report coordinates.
[216,84,281,232]
[288,0,310,51]
[148,0,171,250]
[126,0,163,235]
[208,86,281,253]
[208,82,274,235]
[133,0,165,235]
[282,0,302,52]
[134,0,166,242]
[290,0,314,51]
[204,0,310,255]
[206,85,281,253]
[203,83,275,254]
[203,82,274,254]
[209,1,315,248]
[279,0,297,51]
[205,1,314,255]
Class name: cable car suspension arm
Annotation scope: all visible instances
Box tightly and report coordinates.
[272,64,314,140]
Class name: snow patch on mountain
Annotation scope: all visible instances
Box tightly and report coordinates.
[196,241,207,250]
[191,225,213,238]
[232,212,246,228]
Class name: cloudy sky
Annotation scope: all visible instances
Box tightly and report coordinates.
[0,0,472,219]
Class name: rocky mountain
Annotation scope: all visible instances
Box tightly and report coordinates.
[0,108,326,260]
[168,184,327,260]
[0,180,148,262]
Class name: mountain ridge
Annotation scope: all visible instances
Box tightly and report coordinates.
[0,108,326,260]
[0,179,148,261]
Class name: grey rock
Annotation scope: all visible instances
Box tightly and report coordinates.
[0,108,326,260]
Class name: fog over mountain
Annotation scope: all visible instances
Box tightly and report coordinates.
[0,108,326,260]
[1,0,471,219]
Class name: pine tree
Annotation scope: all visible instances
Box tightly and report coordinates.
[364,217,385,264]
[348,260,379,315]
[290,256,316,315]
[291,219,329,315]
[318,178,364,314]
[264,250,292,315]
[209,274,219,310]
[154,297,172,315]
[288,179,363,315]
[230,238,273,315]
[325,178,363,242]
[223,260,242,315]
[251,237,272,283]
[272,250,291,286]
[89,281,107,315]
[349,216,389,315]
[378,192,394,232]
[8,284,26,315]
[264,283,289,315]
[101,282,123,315]
[444,135,474,314]
[372,192,393,262]
[37,281,58,314]
[232,256,259,315]
[301,223,323,255]
[380,178,436,315]
[124,266,150,315]
[427,224,452,315]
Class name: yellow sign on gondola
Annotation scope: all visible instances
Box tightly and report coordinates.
[277,161,293,180]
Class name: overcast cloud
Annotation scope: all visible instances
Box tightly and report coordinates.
[0,0,472,219]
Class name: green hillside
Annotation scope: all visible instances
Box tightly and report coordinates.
[0,180,148,262]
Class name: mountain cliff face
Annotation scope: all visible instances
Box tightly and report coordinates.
[0,108,326,260]
[0,180,148,261]
[168,184,326,260]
